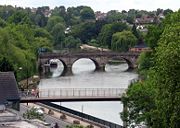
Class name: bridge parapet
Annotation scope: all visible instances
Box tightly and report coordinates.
[39,51,140,58]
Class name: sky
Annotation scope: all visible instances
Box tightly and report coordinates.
[0,0,179,12]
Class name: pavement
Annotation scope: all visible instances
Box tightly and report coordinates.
[20,103,101,128]
[20,104,70,128]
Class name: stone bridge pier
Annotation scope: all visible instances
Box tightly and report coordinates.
[38,52,139,76]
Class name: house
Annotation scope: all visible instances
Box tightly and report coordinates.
[135,16,154,24]
[129,43,151,52]
[95,11,107,21]
[0,72,20,110]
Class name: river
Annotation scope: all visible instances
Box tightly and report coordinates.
[38,59,138,125]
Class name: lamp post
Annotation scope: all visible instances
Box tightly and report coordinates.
[26,59,29,90]
[26,67,28,90]
[18,67,22,88]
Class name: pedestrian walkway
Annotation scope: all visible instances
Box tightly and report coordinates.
[21,103,102,128]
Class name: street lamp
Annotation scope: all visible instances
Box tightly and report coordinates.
[25,58,29,90]
[18,67,22,88]
[26,66,28,90]
[18,66,28,90]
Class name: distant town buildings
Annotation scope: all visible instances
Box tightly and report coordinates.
[135,16,154,24]
[30,7,51,17]
[129,43,151,52]
[95,11,107,20]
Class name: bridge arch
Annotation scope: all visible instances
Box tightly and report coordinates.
[41,58,69,76]
[71,58,101,72]
[107,57,134,70]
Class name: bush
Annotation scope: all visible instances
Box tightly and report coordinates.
[73,120,80,125]
[60,114,67,120]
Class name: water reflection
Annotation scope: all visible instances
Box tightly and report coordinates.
[72,58,96,75]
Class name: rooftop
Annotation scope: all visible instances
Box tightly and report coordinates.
[0,72,20,104]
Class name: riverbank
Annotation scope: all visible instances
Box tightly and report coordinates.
[18,75,40,89]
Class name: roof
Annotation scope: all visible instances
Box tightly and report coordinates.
[0,72,20,104]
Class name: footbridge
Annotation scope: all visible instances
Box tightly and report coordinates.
[38,51,140,76]
[20,88,126,103]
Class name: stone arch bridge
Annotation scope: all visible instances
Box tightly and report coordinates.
[38,51,140,76]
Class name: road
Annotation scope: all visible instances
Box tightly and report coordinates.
[20,104,71,128]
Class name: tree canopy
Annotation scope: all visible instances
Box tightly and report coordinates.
[121,10,180,128]
[111,31,137,52]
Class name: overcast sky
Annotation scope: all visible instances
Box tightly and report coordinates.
[0,0,179,12]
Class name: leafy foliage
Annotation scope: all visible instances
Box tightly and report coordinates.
[23,107,44,120]
[121,10,180,128]
[98,22,129,48]
[111,31,137,52]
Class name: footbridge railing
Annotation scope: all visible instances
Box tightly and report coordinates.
[20,88,126,99]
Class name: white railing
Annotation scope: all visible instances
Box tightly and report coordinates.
[20,88,126,99]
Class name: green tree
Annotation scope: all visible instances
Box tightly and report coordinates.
[111,31,137,52]
[51,23,65,48]
[66,125,84,128]
[137,52,154,79]
[52,6,66,19]
[121,79,156,127]
[121,11,180,128]
[33,13,47,27]
[151,22,180,128]
[34,27,52,41]
[0,17,6,27]
[80,7,95,21]
[64,36,81,49]
[163,9,173,16]
[145,25,163,49]
[106,10,126,23]
[71,22,97,43]
[0,5,15,20]
[46,16,65,32]
[98,22,129,48]
[131,24,140,39]
[8,10,32,25]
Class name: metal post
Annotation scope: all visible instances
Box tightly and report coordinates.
[73,88,74,96]
[48,90,50,97]
[81,105,84,121]
[85,89,87,97]
[53,90,55,97]
[26,62,28,90]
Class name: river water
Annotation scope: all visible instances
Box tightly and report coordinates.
[38,59,138,125]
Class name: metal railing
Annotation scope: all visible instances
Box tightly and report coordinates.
[42,102,124,128]
[19,88,126,99]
